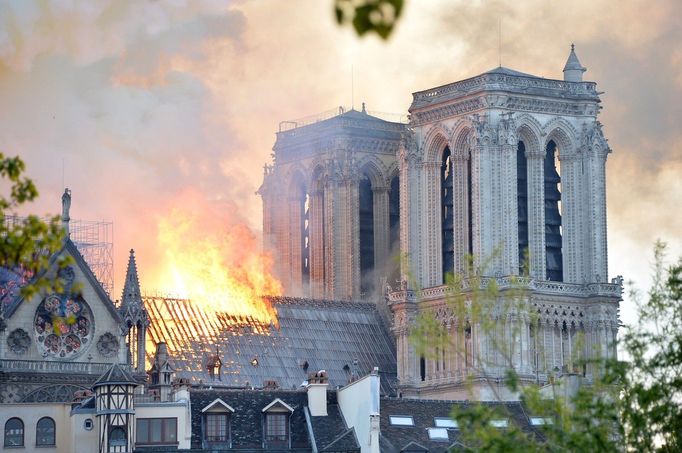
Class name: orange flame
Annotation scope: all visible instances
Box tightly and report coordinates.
[152,190,281,327]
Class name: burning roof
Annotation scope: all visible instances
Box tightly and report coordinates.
[144,295,397,393]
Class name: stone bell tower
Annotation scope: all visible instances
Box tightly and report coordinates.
[260,105,405,300]
[390,45,621,400]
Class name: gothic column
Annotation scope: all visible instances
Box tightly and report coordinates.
[526,147,546,280]
[421,160,441,287]
[323,176,337,298]
[398,133,422,289]
[587,144,609,282]
[136,325,146,374]
[451,152,469,275]
[498,116,519,275]
[559,152,582,283]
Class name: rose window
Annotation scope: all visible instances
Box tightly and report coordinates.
[34,294,93,359]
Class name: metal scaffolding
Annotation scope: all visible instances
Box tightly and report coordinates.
[3,216,114,297]
[70,220,114,296]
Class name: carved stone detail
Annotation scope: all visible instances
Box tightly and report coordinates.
[96,332,119,357]
[7,328,30,354]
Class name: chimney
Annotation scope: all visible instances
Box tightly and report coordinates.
[306,370,329,416]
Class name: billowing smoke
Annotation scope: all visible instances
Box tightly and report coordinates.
[1,1,679,327]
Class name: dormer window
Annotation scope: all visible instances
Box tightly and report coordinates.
[262,398,294,449]
[201,399,234,448]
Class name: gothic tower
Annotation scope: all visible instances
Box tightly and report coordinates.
[390,46,621,400]
[259,105,405,300]
[119,249,148,376]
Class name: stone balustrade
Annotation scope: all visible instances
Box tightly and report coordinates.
[388,276,622,303]
[0,359,115,375]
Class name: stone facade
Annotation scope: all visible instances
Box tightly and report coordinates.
[259,106,405,300]
[262,47,622,400]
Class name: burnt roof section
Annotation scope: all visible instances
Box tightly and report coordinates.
[190,389,312,451]
[379,398,543,453]
[409,66,600,114]
[145,296,397,394]
[273,108,405,163]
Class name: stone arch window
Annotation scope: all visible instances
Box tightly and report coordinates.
[544,140,563,281]
[36,417,56,446]
[109,427,127,447]
[441,145,454,280]
[517,141,529,274]
[388,175,400,284]
[4,418,24,447]
[359,176,375,296]
[292,177,310,290]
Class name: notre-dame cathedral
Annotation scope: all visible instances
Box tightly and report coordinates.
[260,45,622,400]
[0,45,623,453]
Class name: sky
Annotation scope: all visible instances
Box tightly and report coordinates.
[1,0,680,327]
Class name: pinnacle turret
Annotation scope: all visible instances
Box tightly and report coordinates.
[121,249,142,308]
[563,43,586,82]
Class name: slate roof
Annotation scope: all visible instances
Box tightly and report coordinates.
[93,363,137,388]
[144,296,398,394]
[187,389,357,453]
[306,395,359,452]
[379,398,543,453]
[190,389,310,450]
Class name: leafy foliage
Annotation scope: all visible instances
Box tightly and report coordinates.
[0,153,72,305]
[334,0,404,39]
[409,243,682,451]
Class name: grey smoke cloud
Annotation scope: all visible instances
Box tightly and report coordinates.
[0,1,679,326]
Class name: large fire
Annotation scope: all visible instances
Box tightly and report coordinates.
[151,190,281,327]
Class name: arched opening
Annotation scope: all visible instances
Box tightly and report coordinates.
[441,146,454,280]
[109,427,127,447]
[36,417,56,446]
[544,140,563,281]
[517,141,529,274]
[388,175,400,285]
[127,321,138,370]
[4,418,24,447]
[359,176,375,296]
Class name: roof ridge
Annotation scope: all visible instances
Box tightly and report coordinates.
[320,427,360,451]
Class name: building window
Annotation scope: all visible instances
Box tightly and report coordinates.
[389,415,414,426]
[427,427,449,441]
[529,416,554,426]
[441,145,454,280]
[136,418,177,445]
[36,417,56,446]
[109,427,127,447]
[544,140,563,281]
[265,413,289,446]
[434,417,458,428]
[205,414,230,444]
[359,176,375,297]
[517,140,529,274]
[4,418,24,447]
[84,419,94,431]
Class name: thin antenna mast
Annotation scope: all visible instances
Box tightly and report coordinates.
[62,157,65,191]
[351,64,355,110]
[498,18,502,67]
